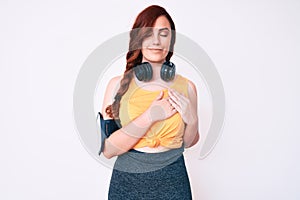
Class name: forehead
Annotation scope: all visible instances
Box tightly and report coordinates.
[153,16,171,29]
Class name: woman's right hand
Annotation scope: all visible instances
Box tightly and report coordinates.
[146,91,177,122]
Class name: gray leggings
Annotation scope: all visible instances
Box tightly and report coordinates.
[108,146,192,200]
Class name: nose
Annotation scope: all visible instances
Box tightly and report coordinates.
[152,33,160,45]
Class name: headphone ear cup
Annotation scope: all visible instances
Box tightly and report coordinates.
[134,62,153,82]
[161,61,176,82]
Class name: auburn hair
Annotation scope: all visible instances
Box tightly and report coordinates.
[105,5,176,119]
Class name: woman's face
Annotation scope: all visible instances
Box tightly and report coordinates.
[141,16,172,63]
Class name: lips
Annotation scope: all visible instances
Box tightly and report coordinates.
[148,48,163,51]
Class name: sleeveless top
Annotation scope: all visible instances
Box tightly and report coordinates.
[119,74,189,149]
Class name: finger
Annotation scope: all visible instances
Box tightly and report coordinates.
[168,89,182,101]
[169,93,184,109]
[168,96,178,106]
[168,90,179,103]
[170,107,178,115]
[168,97,181,112]
[155,91,164,100]
[169,89,188,104]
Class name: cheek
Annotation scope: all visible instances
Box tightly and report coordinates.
[141,48,150,59]
[141,38,151,48]
[161,38,171,50]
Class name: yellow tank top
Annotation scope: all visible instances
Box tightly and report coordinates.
[119,74,189,149]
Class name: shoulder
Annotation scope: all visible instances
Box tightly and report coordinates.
[175,74,197,96]
[105,75,124,95]
[187,79,197,96]
[107,75,122,88]
[102,75,123,117]
[186,79,198,106]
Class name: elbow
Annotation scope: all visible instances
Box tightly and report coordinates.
[101,142,116,159]
[101,138,117,159]
[102,144,117,159]
[184,132,200,148]
[103,149,127,159]
[102,150,114,159]
[102,146,127,159]
[101,138,130,159]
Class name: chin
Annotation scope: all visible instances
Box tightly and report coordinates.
[143,55,166,63]
[144,58,165,63]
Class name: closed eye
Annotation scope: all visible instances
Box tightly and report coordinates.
[159,29,170,37]
[160,33,168,37]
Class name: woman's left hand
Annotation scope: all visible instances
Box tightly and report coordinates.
[167,88,197,125]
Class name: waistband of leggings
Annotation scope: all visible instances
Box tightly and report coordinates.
[113,143,185,173]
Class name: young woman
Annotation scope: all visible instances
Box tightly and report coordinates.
[100,5,199,200]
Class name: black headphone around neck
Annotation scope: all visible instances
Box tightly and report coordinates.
[134,61,176,82]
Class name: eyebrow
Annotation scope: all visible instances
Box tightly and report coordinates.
[158,28,170,31]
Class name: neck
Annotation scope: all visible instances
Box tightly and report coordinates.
[142,59,165,81]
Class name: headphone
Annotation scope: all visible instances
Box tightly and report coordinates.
[134,61,176,82]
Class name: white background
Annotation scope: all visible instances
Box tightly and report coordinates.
[1,0,299,199]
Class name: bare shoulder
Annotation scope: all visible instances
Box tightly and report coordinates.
[187,79,197,96]
[102,75,123,118]
[107,75,122,88]
[177,74,197,96]
[105,75,122,97]
[185,79,198,106]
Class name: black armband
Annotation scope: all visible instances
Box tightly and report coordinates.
[97,112,121,155]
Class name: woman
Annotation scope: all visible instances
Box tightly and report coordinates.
[99,5,199,200]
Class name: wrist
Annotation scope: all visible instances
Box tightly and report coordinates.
[145,108,156,124]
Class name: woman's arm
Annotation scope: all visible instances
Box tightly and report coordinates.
[168,80,200,148]
[102,110,153,159]
[183,80,200,148]
[101,76,177,159]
